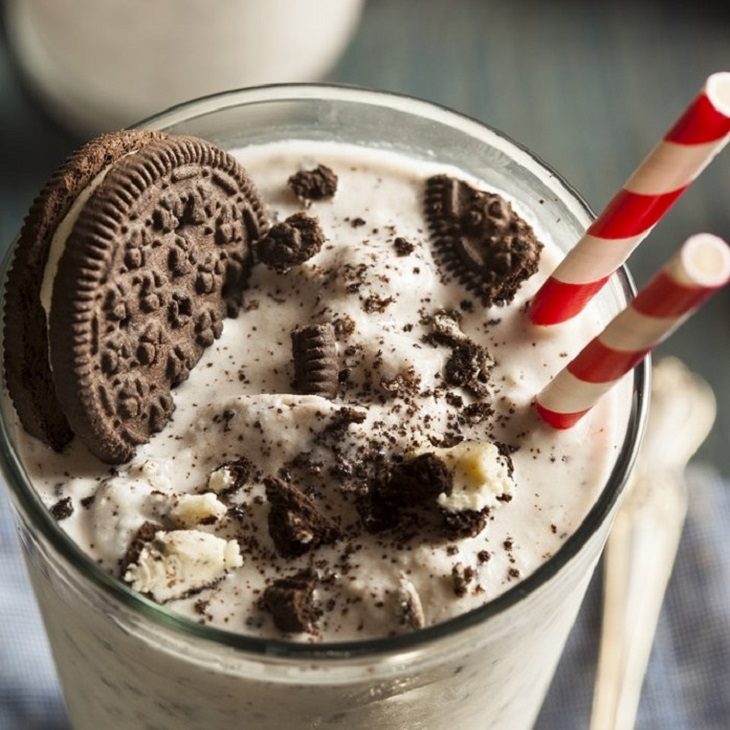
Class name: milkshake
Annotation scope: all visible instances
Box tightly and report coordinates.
[0,86,646,728]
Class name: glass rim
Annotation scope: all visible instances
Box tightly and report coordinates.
[0,82,649,662]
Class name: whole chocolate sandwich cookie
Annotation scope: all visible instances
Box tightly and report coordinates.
[5,130,163,451]
[5,132,266,463]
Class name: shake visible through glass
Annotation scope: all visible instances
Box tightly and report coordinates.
[0,86,647,729]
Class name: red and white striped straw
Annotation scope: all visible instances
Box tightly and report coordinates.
[529,72,730,326]
[535,234,730,429]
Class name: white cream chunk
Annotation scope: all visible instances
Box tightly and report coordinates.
[124,530,243,602]
[170,493,227,527]
[207,466,235,494]
[431,441,514,513]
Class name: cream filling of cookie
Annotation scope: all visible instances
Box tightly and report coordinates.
[40,163,115,319]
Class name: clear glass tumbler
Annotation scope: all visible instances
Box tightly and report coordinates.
[0,85,648,730]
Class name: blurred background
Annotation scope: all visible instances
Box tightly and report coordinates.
[0,1,728,728]
[2,0,728,471]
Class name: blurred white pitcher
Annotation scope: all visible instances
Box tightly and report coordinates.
[4,0,364,134]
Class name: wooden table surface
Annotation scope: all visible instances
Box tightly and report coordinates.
[1,0,728,474]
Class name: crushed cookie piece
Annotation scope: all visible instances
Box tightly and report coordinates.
[445,392,464,408]
[444,341,492,396]
[291,323,339,398]
[477,549,491,563]
[288,164,338,201]
[362,293,394,313]
[263,568,321,633]
[264,477,340,557]
[380,453,452,509]
[194,598,210,617]
[119,521,163,575]
[50,496,73,521]
[430,310,467,346]
[461,401,493,424]
[208,456,256,495]
[333,314,356,339]
[396,575,425,629]
[442,507,489,538]
[451,563,475,597]
[393,237,416,256]
[257,212,325,273]
[424,175,543,306]
[80,494,96,509]
[380,367,421,398]
[323,406,367,434]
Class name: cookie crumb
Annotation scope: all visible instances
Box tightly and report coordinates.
[288,165,338,201]
[50,496,73,521]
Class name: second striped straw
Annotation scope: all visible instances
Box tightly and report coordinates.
[535,234,730,429]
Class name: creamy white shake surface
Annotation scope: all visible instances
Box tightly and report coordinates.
[13,141,628,642]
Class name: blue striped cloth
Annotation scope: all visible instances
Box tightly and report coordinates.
[1,464,728,729]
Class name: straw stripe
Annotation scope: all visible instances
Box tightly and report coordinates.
[598,308,673,351]
[549,233,645,284]
[529,278,609,325]
[535,234,730,429]
[568,340,649,383]
[529,72,730,326]
[666,87,730,143]
[534,404,590,430]
[624,140,723,194]
[632,271,718,317]
[587,188,685,239]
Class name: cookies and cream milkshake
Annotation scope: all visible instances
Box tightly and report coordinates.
[0,87,642,729]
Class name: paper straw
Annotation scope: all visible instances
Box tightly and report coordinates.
[535,234,730,429]
[529,72,730,326]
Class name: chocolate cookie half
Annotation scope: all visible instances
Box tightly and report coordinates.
[4,130,164,451]
[424,175,542,306]
[47,135,266,463]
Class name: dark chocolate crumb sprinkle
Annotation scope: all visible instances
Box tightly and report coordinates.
[80,494,96,509]
[212,408,236,432]
[362,294,394,313]
[323,406,367,434]
[50,496,73,521]
[288,164,338,201]
[461,401,493,425]
[263,568,321,633]
[477,550,491,563]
